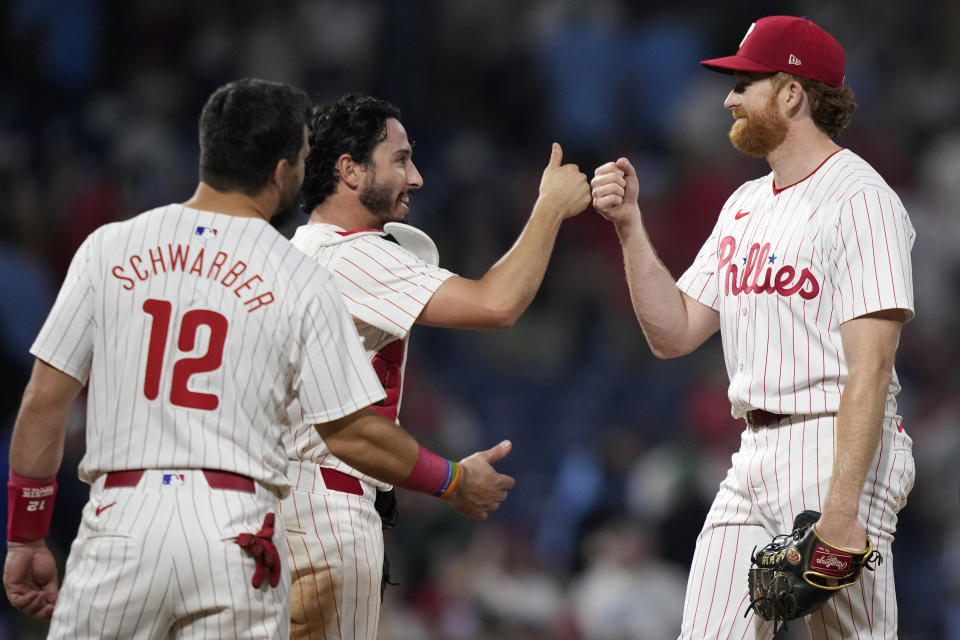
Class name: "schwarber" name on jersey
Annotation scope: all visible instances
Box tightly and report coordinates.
[717,236,820,300]
[111,244,274,312]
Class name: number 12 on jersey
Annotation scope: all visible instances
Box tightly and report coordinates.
[142,298,229,410]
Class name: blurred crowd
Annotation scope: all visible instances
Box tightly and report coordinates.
[2,1,959,638]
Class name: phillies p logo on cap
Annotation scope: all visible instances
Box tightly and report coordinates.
[739,22,756,48]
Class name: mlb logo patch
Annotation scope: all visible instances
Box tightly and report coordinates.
[195,226,218,240]
[162,473,186,486]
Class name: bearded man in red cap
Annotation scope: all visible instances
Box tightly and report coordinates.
[592,15,915,639]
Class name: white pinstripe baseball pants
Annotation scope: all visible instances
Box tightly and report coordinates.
[679,414,915,639]
[281,463,384,640]
[48,469,290,639]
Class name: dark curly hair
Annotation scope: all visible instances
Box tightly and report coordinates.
[198,79,311,195]
[301,94,402,213]
[773,72,857,138]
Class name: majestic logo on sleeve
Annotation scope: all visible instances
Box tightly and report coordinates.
[718,236,820,300]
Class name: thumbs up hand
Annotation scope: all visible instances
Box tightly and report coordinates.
[446,440,516,520]
[537,143,592,221]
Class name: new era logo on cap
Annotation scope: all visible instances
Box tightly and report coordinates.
[700,15,846,87]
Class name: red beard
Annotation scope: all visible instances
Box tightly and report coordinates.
[729,95,788,158]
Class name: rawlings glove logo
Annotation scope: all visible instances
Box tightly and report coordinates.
[810,545,853,575]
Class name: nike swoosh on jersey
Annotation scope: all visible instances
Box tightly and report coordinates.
[734,210,751,219]
[96,502,117,516]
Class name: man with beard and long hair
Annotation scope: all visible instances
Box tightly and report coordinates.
[280,93,591,639]
[592,16,915,639]
[4,79,514,638]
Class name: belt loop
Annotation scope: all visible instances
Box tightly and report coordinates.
[202,469,256,493]
[319,468,364,496]
[104,470,145,488]
[745,410,790,429]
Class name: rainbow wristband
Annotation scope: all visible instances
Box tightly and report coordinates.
[7,470,57,542]
[437,462,461,499]
[399,445,460,498]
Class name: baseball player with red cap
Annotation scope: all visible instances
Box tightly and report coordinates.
[593,15,915,639]
[281,93,591,638]
[3,79,513,638]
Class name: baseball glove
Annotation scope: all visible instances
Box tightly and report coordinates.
[745,510,881,631]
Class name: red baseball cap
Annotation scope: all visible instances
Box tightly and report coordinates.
[701,16,846,87]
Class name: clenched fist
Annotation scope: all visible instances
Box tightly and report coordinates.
[591,157,641,226]
[4,540,59,620]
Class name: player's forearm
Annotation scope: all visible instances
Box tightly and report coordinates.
[822,368,890,519]
[418,203,563,330]
[825,312,904,527]
[468,201,565,328]
[614,218,700,358]
[316,408,422,485]
[9,361,80,478]
[9,407,67,479]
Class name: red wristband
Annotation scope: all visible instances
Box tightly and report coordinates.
[7,470,57,542]
[399,445,453,496]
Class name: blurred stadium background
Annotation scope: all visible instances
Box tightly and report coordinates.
[2,1,959,638]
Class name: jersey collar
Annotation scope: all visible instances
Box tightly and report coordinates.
[771,148,844,195]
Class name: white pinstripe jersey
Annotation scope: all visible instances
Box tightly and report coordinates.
[677,149,915,419]
[31,205,386,496]
[284,223,454,490]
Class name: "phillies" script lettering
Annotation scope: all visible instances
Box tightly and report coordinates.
[717,236,820,300]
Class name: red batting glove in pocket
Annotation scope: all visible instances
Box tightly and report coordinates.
[236,512,281,588]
